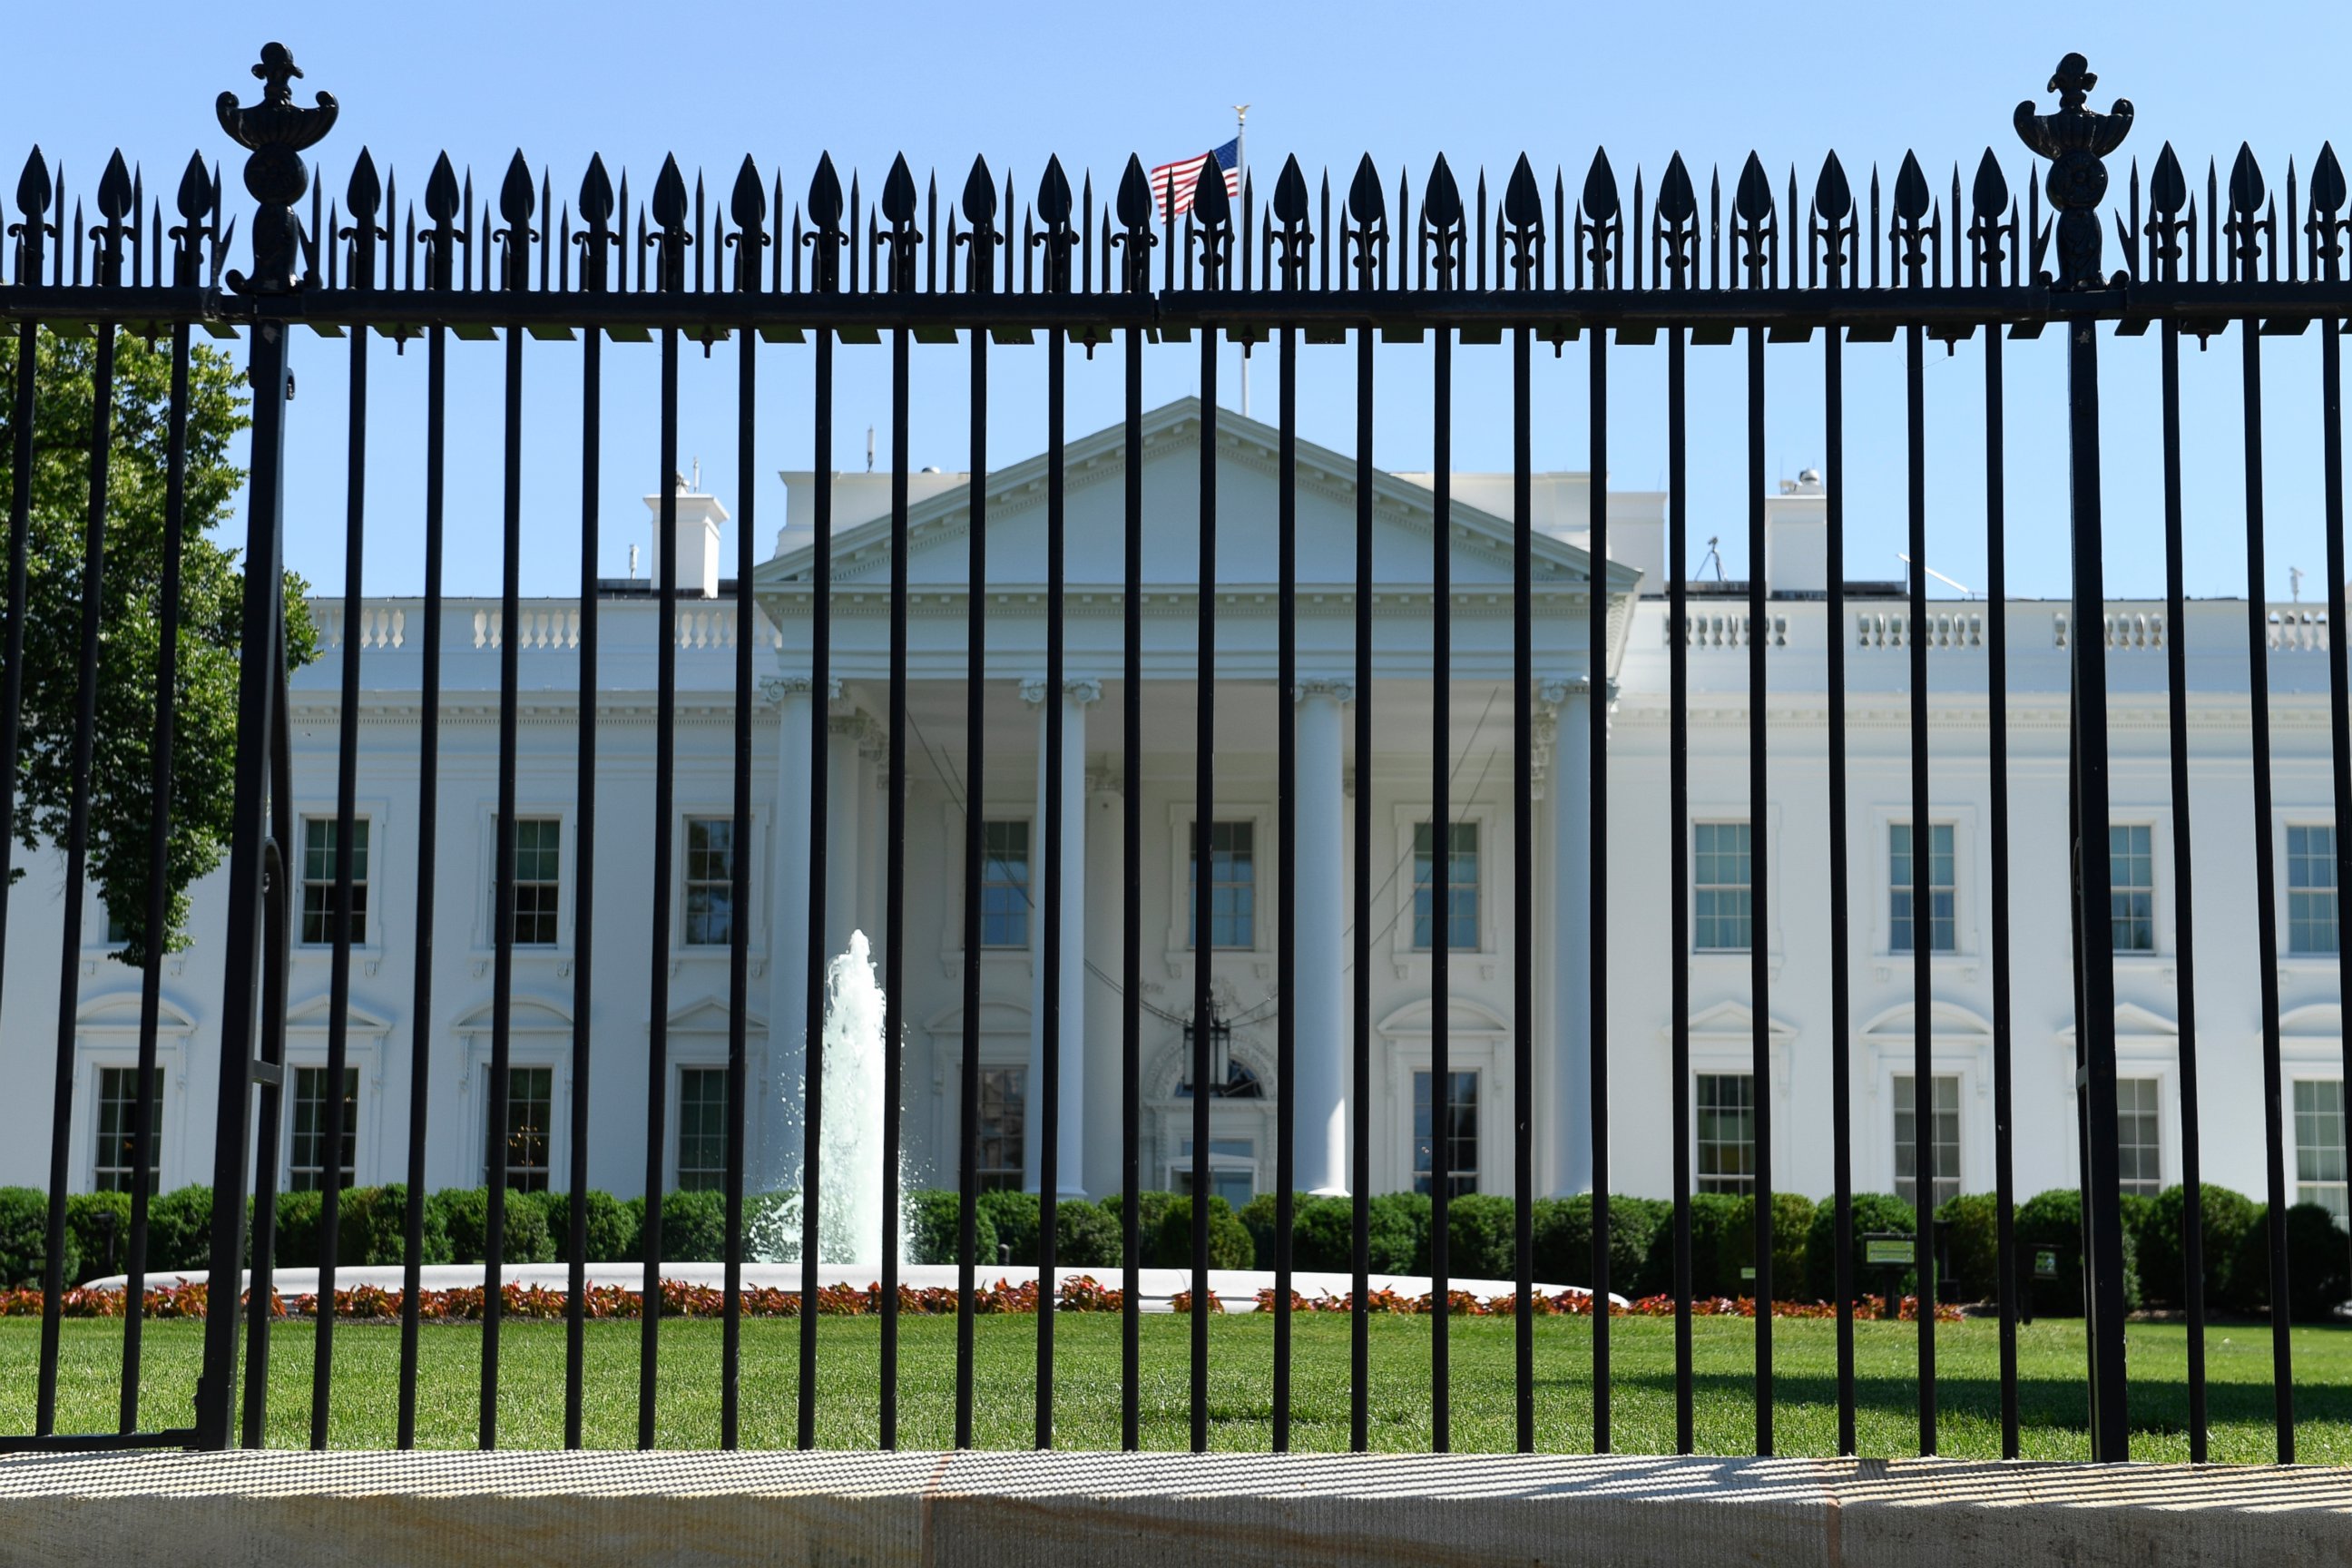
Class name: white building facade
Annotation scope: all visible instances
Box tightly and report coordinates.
[3,397,2346,1228]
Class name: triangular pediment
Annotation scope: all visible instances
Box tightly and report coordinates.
[2055,1004,2180,1043]
[1376,997,1513,1036]
[666,996,766,1034]
[757,398,1639,602]
[1683,1000,1798,1040]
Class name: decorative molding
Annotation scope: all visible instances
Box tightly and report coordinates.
[1295,678,1356,705]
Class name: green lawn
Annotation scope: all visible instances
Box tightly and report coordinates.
[5,1314,2346,1462]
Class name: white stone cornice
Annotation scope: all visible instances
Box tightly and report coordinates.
[1294,678,1356,705]
[759,674,816,704]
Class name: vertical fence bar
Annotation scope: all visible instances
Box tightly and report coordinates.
[2240,301,2296,1463]
[2069,306,2129,1464]
[38,312,116,1438]
[397,317,449,1451]
[1120,309,1143,1455]
[2323,258,2352,1471]
[1190,323,1217,1455]
[1667,320,1693,1455]
[0,278,40,1286]
[1349,318,1374,1455]
[956,320,987,1452]
[1744,312,1774,1457]
[309,253,371,1455]
[1984,321,2022,1460]
[1274,316,1298,1452]
[1587,319,1612,1455]
[1429,312,1453,1455]
[1035,318,1063,1449]
[798,312,836,1455]
[122,310,193,1433]
[880,317,910,1450]
[241,631,297,1449]
[723,291,758,1452]
[640,312,681,1452]
[1824,315,1857,1456]
[482,263,527,1455]
[1904,314,1936,1456]
[567,312,603,1452]
[1510,317,1534,1457]
[196,305,290,1449]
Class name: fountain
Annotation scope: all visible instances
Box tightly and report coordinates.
[759,931,907,1266]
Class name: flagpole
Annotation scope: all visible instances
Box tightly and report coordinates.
[1235,103,1250,419]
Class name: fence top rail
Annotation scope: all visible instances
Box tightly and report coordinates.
[4,46,2349,330]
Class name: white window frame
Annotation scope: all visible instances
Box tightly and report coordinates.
[1889,1071,1964,1210]
[292,800,390,959]
[1867,804,1980,975]
[1377,999,1513,1198]
[2282,1006,2349,1225]
[1681,1001,1795,1192]
[1387,802,1504,977]
[70,994,195,1196]
[675,808,765,955]
[2054,1005,2182,1193]
[935,803,1038,981]
[1166,802,1274,964]
[2278,816,2341,965]
[1860,1002,1993,1199]
[281,994,392,1190]
[455,999,573,1194]
[1687,800,1784,974]
[924,998,1035,1191]
[469,804,574,956]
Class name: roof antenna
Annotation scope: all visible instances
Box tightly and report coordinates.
[691,456,701,492]
[2291,564,2305,603]
[1698,534,1727,584]
[867,425,876,474]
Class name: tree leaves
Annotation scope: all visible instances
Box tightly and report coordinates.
[0,328,318,964]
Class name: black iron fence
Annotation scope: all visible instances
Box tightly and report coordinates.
[1,43,2347,1465]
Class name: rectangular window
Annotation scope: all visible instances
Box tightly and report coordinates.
[1693,822,1754,953]
[2289,825,2339,956]
[289,1066,358,1192]
[1412,1069,1480,1197]
[1892,1073,1961,1208]
[2295,1079,2348,1226]
[1696,1073,1757,1193]
[492,817,563,946]
[104,905,132,946]
[1187,820,1256,949]
[676,1067,728,1192]
[93,1066,162,1194]
[2111,824,2157,954]
[1412,821,1480,951]
[977,1066,1025,1191]
[684,817,736,946]
[485,1066,554,1192]
[2116,1076,2162,1196]
[1171,1143,1258,1210]
[299,817,370,946]
[1889,822,1956,955]
[978,820,1031,949]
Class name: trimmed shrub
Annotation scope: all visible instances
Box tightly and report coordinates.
[0,1186,68,1289]
[1154,1196,1254,1269]
[1097,1191,1180,1263]
[1237,1192,1281,1269]
[341,1183,453,1267]
[906,1190,1000,1267]
[1638,1192,1749,1298]
[1730,1192,1817,1303]
[1530,1194,1666,1295]
[1806,1191,1917,1301]
[656,1190,726,1263]
[65,1191,133,1284]
[1288,1194,1358,1272]
[1054,1198,1121,1269]
[2015,1188,2141,1318]
[2138,1184,2260,1310]
[978,1191,1042,1266]
[1936,1191,2004,1305]
[1439,1193,1522,1281]
[144,1184,221,1272]
[271,1189,328,1268]
[545,1188,638,1265]
[2227,1203,2352,1321]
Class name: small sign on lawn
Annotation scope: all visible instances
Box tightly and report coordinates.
[1863,1235,1914,1268]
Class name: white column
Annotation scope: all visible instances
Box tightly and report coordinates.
[1022,677,1097,1197]
[763,674,818,1190]
[1295,681,1352,1194]
[1545,678,1594,1195]
[1083,765,1126,1198]
[824,712,865,962]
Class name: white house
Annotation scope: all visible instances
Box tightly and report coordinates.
[2,397,2344,1232]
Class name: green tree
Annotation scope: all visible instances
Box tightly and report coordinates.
[2,328,318,965]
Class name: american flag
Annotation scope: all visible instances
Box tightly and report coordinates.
[1150,138,1241,221]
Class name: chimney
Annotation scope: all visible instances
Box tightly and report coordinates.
[1766,467,1828,595]
[644,470,729,597]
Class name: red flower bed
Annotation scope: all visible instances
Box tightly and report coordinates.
[0,1279,1957,1324]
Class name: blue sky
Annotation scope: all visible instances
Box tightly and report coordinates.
[11,0,2348,603]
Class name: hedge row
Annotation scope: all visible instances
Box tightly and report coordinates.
[5,1181,2342,1319]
